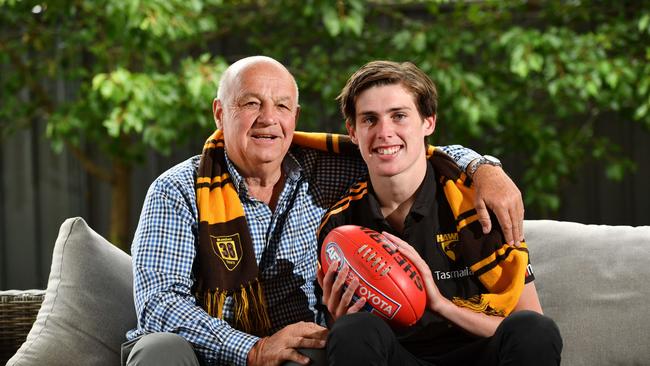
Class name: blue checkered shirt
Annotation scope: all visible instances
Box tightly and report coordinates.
[126,144,478,365]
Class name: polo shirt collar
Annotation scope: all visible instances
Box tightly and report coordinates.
[366,161,437,221]
[410,161,437,217]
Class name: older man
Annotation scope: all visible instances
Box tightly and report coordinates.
[122,56,524,366]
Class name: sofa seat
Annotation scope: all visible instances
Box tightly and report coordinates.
[4,218,650,365]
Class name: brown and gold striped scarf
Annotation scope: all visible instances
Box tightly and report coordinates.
[426,146,529,316]
[194,130,356,336]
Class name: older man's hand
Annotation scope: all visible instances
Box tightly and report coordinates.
[247,322,327,366]
[471,164,524,247]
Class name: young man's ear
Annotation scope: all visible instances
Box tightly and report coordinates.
[345,120,358,144]
[423,114,436,137]
[213,98,223,130]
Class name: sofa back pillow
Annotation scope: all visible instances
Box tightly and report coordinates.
[526,220,650,366]
[7,217,136,366]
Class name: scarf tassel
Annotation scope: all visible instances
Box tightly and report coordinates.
[452,295,505,317]
[202,279,272,336]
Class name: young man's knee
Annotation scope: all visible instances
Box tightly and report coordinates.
[500,310,563,354]
[504,311,561,339]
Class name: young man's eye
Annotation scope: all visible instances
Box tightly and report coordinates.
[394,113,407,121]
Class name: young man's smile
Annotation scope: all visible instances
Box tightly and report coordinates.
[348,83,435,180]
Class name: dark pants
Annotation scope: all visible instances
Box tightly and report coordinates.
[327,311,563,366]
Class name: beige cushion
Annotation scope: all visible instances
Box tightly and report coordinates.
[526,220,650,366]
[7,217,136,366]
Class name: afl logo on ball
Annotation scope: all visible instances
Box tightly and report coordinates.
[324,242,345,271]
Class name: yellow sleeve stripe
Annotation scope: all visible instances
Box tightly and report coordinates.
[457,215,479,231]
[327,182,368,212]
[318,184,368,235]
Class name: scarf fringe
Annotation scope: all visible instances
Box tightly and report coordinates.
[452,295,505,317]
[202,279,271,336]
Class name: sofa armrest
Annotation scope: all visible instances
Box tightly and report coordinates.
[0,290,45,364]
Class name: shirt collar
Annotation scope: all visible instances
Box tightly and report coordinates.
[224,149,304,197]
[366,161,437,221]
[409,161,437,217]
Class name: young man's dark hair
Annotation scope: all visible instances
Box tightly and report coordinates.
[337,60,438,122]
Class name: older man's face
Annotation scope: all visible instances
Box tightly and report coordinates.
[217,62,299,175]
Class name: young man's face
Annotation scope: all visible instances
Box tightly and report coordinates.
[214,61,299,174]
[347,83,435,179]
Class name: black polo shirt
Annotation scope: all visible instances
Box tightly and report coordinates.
[318,161,535,357]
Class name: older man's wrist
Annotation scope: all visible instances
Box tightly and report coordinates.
[466,158,480,178]
[467,155,502,178]
[247,337,267,365]
[472,163,503,181]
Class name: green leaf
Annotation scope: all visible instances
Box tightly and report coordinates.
[634,103,649,120]
[412,32,426,52]
[344,12,364,36]
[91,74,107,90]
[391,30,412,50]
[104,110,122,137]
[528,53,544,72]
[639,14,650,32]
[546,195,561,211]
[606,163,626,181]
[99,81,115,99]
[605,71,619,88]
[585,81,598,97]
[322,6,341,37]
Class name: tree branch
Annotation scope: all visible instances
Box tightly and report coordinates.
[65,141,114,183]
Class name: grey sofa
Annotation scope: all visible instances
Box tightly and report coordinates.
[5,217,650,365]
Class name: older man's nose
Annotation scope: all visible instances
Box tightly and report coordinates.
[257,103,277,125]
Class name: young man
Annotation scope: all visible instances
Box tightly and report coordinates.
[318,61,562,365]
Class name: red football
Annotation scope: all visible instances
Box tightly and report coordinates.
[320,225,426,328]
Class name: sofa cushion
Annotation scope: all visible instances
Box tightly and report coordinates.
[525,220,650,366]
[7,217,136,366]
